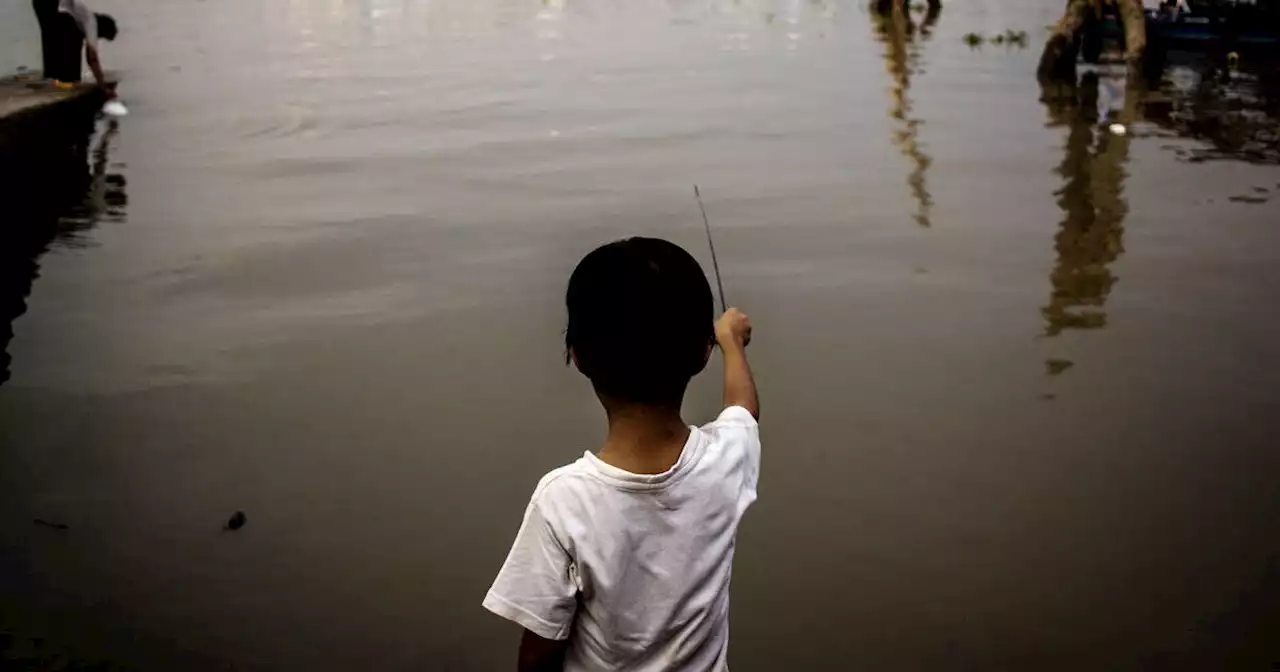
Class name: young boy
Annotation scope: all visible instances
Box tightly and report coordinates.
[483,237,760,671]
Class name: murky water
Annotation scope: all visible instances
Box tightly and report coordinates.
[3,1,1280,669]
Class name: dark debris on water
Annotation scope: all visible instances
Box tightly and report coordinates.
[224,511,247,531]
[1045,358,1076,376]
[1229,194,1270,204]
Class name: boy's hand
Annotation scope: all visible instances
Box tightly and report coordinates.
[715,308,752,349]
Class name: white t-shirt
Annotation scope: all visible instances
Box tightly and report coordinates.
[59,0,98,49]
[483,406,761,671]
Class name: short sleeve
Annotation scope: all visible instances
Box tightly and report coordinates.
[700,405,762,500]
[482,499,579,640]
[68,1,98,49]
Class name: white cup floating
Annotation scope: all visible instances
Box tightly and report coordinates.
[103,100,129,117]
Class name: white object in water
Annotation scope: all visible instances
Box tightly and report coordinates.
[1109,123,1127,136]
[102,100,129,117]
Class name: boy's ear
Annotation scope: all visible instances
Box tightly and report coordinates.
[569,346,580,370]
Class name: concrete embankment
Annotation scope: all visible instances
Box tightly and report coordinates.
[1,76,108,385]
[1,76,106,225]
[1,75,105,161]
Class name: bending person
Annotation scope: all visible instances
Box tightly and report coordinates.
[32,0,118,91]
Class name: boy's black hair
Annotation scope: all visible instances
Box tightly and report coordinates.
[566,237,714,405]
[96,13,118,41]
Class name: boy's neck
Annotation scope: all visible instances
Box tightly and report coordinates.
[597,401,690,476]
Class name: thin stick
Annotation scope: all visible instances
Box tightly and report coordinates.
[694,185,727,312]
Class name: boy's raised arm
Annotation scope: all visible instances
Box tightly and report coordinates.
[715,308,758,420]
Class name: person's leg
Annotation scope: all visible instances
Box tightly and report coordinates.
[49,10,84,83]
[31,0,59,79]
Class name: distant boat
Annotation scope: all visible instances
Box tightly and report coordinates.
[1104,8,1280,48]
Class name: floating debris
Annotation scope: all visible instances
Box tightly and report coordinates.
[1040,393,1058,401]
[33,518,69,531]
[224,511,247,531]
[1228,194,1269,204]
[1109,123,1127,136]
[964,30,1027,49]
[1045,358,1075,376]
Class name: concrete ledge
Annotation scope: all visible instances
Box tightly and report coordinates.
[0,74,106,148]
[1,75,97,117]
[0,75,107,240]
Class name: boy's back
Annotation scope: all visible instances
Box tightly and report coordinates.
[481,237,760,671]
[484,405,759,670]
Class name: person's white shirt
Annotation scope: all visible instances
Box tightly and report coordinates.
[483,406,761,671]
[58,0,98,49]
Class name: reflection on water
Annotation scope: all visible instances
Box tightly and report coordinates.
[1040,71,1130,336]
[63,122,128,234]
[1148,60,1280,166]
[1035,54,1280,337]
[0,119,126,385]
[871,0,937,228]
